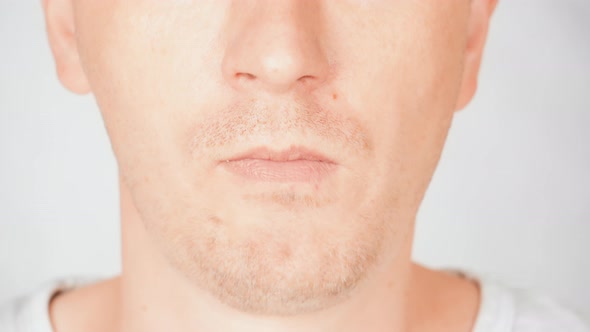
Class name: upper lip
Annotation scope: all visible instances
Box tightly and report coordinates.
[225,146,336,164]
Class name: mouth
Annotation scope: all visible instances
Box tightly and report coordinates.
[219,146,338,183]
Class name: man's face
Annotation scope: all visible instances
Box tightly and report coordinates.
[53,0,487,316]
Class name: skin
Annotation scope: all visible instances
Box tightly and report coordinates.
[42,0,497,331]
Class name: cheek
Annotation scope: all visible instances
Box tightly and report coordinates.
[75,3,228,176]
[334,9,467,206]
[327,4,468,131]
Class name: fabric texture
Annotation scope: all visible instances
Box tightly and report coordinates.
[0,273,588,332]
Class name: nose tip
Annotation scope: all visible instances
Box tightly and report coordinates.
[221,4,330,94]
[223,42,328,94]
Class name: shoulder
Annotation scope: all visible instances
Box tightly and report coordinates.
[472,274,589,332]
[0,277,99,332]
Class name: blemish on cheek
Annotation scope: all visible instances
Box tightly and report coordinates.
[332,93,338,100]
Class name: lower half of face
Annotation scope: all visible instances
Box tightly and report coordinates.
[119,126,440,315]
[127,151,400,315]
[74,0,469,316]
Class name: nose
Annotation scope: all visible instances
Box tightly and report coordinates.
[221,1,331,95]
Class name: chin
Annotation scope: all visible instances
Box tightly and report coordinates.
[155,206,390,316]
[129,162,394,315]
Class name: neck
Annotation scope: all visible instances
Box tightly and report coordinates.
[118,181,416,332]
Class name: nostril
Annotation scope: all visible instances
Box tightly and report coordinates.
[235,73,256,81]
[299,75,318,86]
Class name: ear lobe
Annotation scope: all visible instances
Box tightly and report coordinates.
[42,0,91,95]
[455,0,498,111]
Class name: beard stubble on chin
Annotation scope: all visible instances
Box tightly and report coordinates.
[137,95,396,316]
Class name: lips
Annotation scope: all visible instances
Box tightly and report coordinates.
[220,146,338,183]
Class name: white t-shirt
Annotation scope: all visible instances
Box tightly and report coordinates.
[0,274,588,332]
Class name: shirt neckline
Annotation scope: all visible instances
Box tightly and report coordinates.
[17,272,513,332]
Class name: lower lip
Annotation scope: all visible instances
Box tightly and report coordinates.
[221,159,337,183]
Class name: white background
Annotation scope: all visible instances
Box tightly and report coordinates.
[1,0,589,322]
